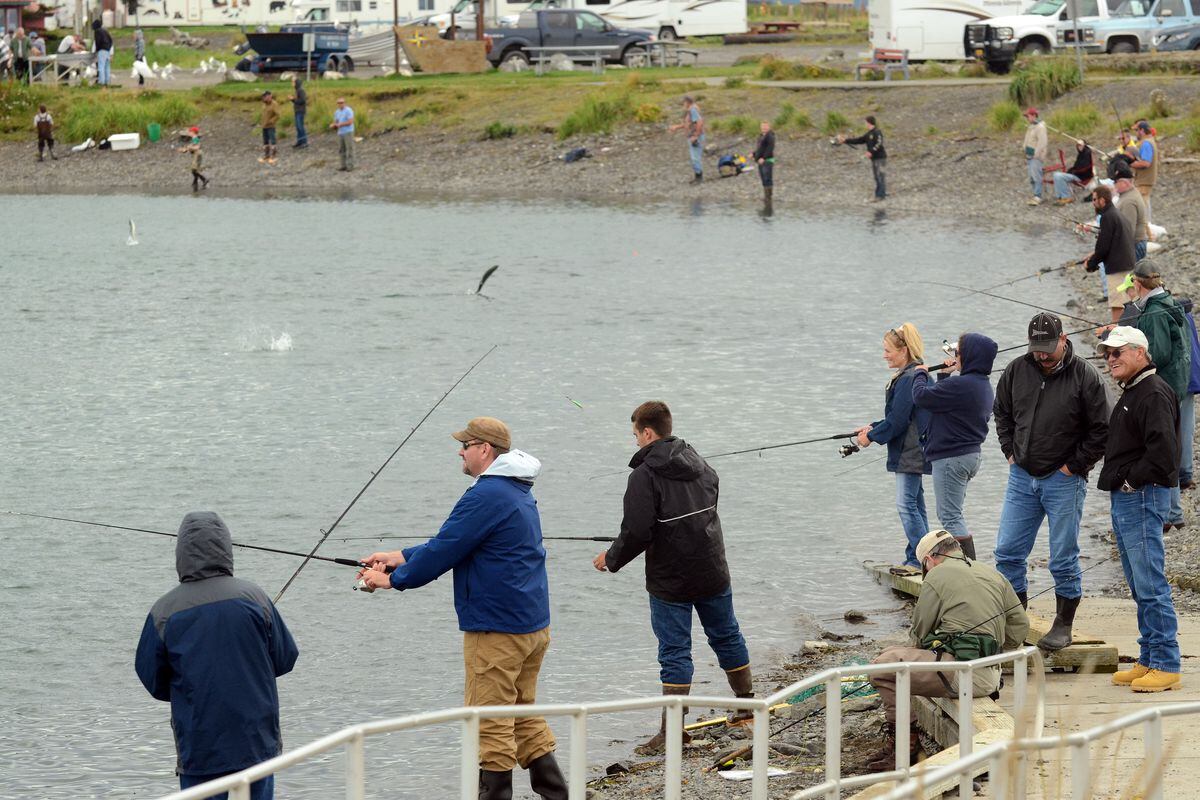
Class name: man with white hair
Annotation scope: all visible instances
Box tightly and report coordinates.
[1097,327,1182,693]
[865,530,1028,772]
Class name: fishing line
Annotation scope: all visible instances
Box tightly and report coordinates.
[926,280,1096,325]
[1043,123,1110,163]
[273,345,498,604]
[5,510,367,568]
[333,534,616,543]
[588,433,857,479]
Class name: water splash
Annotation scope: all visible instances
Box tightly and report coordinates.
[241,328,294,352]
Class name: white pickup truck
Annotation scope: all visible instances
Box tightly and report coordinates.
[964,0,1111,71]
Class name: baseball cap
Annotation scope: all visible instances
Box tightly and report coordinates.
[1112,162,1134,180]
[452,417,511,451]
[1100,326,1149,351]
[1024,107,1038,117]
[1116,259,1159,293]
[188,126,200,134]
[915,530,956,564]
[1028,312,1063,354]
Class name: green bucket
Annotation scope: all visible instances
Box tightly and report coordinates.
[147,123,162,142]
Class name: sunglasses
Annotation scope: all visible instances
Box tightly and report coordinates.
[1103,348,1127,361]
[460,440,486,450]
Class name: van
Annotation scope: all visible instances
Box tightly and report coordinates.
[1056,0,1199,52]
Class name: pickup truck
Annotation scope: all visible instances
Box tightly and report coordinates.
[964,0,1112,73]
[485,9,654,68]
[1055,0,1197,52]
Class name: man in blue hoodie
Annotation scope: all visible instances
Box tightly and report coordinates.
[911,332,999,559]
[357,417,567,800]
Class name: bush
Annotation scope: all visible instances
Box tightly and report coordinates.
[773,103,794,129]
[712,114,759,137]
[988,100,1022,132]
[724,76,746,89]
[1048,103,1100,137]
[558,92,634,139]
[483,120,516,140]
[60,93,197,141]
[1008,58,1081,106]
[634,103,664,123]
[822,110,849,135]
[624,72,661,90]
[1187,119,1200,153]
[755,55,842,81]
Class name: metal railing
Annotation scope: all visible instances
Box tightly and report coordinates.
[873,701,1200,800]
[153,646,1045,800]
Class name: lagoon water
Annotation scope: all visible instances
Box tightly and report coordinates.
[0,194,1114,798]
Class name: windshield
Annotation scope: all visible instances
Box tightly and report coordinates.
[1111,0,1152,15]
[1027,0,1064,14]
[452,0,473,13]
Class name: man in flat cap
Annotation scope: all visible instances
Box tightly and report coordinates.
[357,417,567,800]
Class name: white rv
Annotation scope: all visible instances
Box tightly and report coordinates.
[497,0,747,38]
[869,0,1034,59]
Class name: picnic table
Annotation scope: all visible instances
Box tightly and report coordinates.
[753,21,803,34]
[525,44,618,75]
[628,40,700,68]
[28,52,95,85]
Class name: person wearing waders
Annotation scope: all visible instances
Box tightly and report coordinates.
[592,401,754,755]
[866,530,1028,772]
[356,417,568,800]
[838,115,887,201]
[179,126,209,190]
[911,332,998,560]
[668,96,705,184]
[992,313,1109,652]
[752,119,775,203]
[135,512,299,799]
[34,104,56,162]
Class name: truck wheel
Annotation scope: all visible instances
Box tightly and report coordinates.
[502,49,529,66]
[339,56,353,75]
[1109,41,1137,53]
[623,46,647,67]
[658,26,678,41]
[986,59,1012,74]
[1018,40,1049,56]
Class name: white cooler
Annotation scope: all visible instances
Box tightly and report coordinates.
[108,133,141,151]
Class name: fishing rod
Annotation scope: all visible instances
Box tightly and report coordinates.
[5,511,367,568]
[334,534,616,543]
[926,280,1096,326]
[977,260,1074,294]
[273,345,498,603]
[588,433,858,479]
[1043,123,1110,163]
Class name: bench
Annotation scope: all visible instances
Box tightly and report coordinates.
[524,45,617,75]
[855,47,910,81]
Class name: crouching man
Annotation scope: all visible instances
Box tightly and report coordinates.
[867,530,1028,772]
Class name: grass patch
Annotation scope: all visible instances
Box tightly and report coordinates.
[111,43,219,71]
[1048,102,1100,137]
[823,110,850,135]
[558,91,634,139]
[1186,118,1200,153]
[1008,58,1081,106]
[755,55,842,81]
[724,76,747,89]
[483,120,517,140]
[59,92,197,141]
[772,102,811,130]
[634,103,664,123]
[988,100,1022,132]
[624,72,661,90]
[711,114,759,137]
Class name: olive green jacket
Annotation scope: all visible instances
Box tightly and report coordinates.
[909,557,1029,651]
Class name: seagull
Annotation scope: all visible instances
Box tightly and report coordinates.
[152,60,161,71]
[127,220,138,246]
[193,61,208,74]
[216,60,227,74]
[474,265,499,295]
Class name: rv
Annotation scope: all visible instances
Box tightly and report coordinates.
[116,0,434,27]
[870,0,1034,59]
[497,0,747,38]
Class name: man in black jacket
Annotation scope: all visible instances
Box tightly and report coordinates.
[838,115,887,201]
[1098,327,1182,693]
[593,401,752,754]
[753,120,775,203]
[993,313,1109,651]
[1085,184,1136,323]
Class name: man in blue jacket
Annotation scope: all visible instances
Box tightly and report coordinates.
[357,417,566,800]
[135,512,299,800]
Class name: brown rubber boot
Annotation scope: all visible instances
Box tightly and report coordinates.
[864,721,922,773]
[725,665,755,725]
[634,684,691,755]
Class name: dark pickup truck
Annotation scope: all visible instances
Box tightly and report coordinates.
[485,9,654,68]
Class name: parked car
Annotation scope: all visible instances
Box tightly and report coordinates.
[485,9,653,68]
[1055,0,1197,52]
[1154,16,1200,47]
[964,0,1116,73]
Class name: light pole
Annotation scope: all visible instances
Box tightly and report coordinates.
[1070,0,1085,80]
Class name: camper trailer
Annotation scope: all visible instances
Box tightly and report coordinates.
[870,0,1033,59]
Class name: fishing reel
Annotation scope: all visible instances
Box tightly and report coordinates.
[839,442,860,458]
[942,339,958,358]
[354,577,375,593]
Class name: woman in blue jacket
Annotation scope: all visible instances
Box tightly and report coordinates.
[855,323,932,569]
[911,331,998,560]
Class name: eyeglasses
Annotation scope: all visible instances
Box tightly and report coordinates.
[460,440,486,451]
[1103,348,1126,361]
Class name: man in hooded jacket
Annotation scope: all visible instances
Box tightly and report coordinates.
[593,400,753,755]
[135,512,299,799]
[357,417,567,800]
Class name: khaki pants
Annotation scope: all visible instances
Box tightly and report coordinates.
[464,627,556,771]
[1137,183,1153,221]
[1107,270,1132,311]
[870,646,1000,725]
[338,134,355,170]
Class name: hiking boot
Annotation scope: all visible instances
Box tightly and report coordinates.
[526,752,567,800]
[479,769,513,800]
[1037,594,1080,652]
[1027,196,1042,206]
[864,721,922,773]
[1181,478,1195,491]
[635,684,691,755]
[257,157,268,164]
[1054,197,1072,205]
[1112,663,1151,686]
[725,665,755,725]
[689,172,703,185]
[955,535,976,560]
[1131,669,1181,693]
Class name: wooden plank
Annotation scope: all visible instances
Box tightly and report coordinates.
[846,728,1013,799]
[914,696,1013,747]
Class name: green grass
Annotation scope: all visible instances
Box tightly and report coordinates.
[822,110,850,135]
[59,92,197,141]
[1187,119,1200,153]
[710,114,759,137]
[1048,103,1100,137]
[1008,58,1081,106]
[988,100,1022,132]
[634,103,664,123]
[772,102,811,130]
[558,92,635,139]
[724,76,747,89]
[111,43,222,70]
[482,120,516,140]
[755,55,843,81]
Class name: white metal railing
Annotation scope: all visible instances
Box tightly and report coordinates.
[153,646,1046,800]
[874,701,1200,800]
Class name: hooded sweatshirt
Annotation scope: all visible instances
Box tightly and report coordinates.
[135,512,299,777]
[604,436,731,603]
[390,450,551,634]
[911,333,998,462]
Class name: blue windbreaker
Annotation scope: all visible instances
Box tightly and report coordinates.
[389,450,551,634]
[1186,311,1200,395]
[911,332,998,462]
[867,362,932,475]
[135,512,299,777]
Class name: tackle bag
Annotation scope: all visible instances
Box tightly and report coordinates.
[920,631,999,661]
[717,153,749,178]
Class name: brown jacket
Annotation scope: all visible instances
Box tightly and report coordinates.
[261,99,280,129]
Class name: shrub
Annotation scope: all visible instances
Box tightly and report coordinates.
[634,103,664,123]
[558,92,634,139]
[988,100,1022,132]
[773,103,794,129]
[624,72,661,90]
[1187,119,1200,153]
[60,93,197,141]
[922,61,951,78]
[926,124,939,136]
[1149,88,1171,118]
[483,120,516,140]
[712,114,759,137]
[822,110,849,135]
[724,76,746,89]
[755,55,841,80]
[1048,103,1100,137]
[1008,58,1081,106]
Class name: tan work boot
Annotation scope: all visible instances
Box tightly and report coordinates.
[1130,670,1181,693]
[635,684,692,755]
[725,665,755,725]
[1111,663,1151,686]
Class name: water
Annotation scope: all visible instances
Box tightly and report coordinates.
[0,194,1111,798]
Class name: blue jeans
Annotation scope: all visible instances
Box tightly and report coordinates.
[180,774,273,800]
[895,471,929,567]
[1052,171,1082,199]
[1111,486,1180,673]
[871,158,887,198]
[932,452,982,540]
[97,49,112,85]
[294,111,307,145]
[1135,240,1147,261]
[994,463,1086,598]
[1027,158,1043,198]
[1169,395,1194,524]
[648,586,749,685]
[688,135,705,176]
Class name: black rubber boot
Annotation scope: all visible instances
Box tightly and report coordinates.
[1016,591,1028,610]
[479,769,513,800]
[726,665,754,724]
[764,187,773,202]
[1037,594,1080,651]
[635,684,691,755]
[526,752,567,800]
[956,535,977,560]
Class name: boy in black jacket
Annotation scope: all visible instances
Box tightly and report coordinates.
[839,115,888,201]
[753,120,775,202]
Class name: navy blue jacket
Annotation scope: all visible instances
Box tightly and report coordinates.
[389,450,551,634]
[911,333,998,462]
[135,512,299,777]
[868,362,932,475]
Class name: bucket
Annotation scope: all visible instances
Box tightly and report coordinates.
[147,123,161,142]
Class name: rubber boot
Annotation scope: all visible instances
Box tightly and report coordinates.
[764,186,773,202]
[526,752,567,800]
[634,684,691,755]
[725,665,755,724]
[956,535,976,560]
[50,144,57,160]
[1036,594,1080,651]
[479,769,513,800]
[1016,591,1028,610]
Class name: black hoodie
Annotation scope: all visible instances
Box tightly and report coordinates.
[605,437,731,602]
